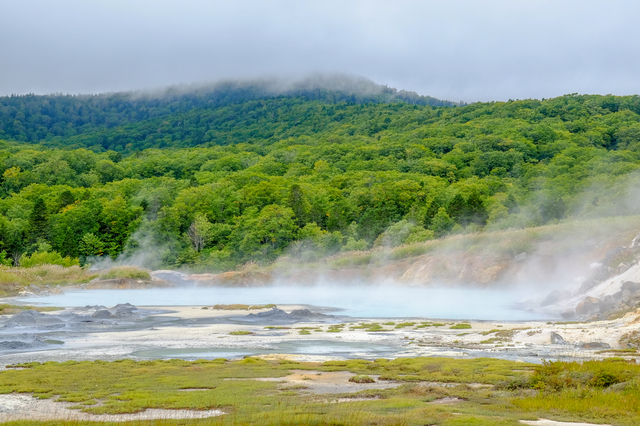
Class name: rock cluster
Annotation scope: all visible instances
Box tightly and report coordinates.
[246,307,333,323]
[542,231,640,319]
[18,284,63,297]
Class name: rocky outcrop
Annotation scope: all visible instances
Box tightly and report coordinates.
[550,332,566,344]
[576,297,601,316]
[245,307,333,323]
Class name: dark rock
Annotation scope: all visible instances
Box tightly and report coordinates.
[600,295,617,312]
[550,332,566,345]
[247,307,290,319]
[0,338,46,350]
[576,297,601,315]
[621,281,640,293]
[289,309,332,319]
[560,310,575,319]
[613,291,624,300]
[3,310,65,328]
[92,310,113,319]
[577,342,610,349]
[246,307,332,323]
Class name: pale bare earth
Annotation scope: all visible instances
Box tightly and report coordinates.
[0,394,224,422]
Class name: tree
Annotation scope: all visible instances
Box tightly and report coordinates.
[236,205,297,260]
[288,184,310,227]
[430,207,454,237]
[28,197,48,244]
[187,213,213,252]
[79,233,106,257]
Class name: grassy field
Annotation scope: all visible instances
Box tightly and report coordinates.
[0,265,97,297]
[0,357,638,425]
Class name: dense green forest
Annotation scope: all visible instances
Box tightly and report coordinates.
[1,81,640,270]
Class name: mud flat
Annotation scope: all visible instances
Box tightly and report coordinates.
[1,301,639,367]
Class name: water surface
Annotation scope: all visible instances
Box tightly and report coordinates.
[22,286,550,320]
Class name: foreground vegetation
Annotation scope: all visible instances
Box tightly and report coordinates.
[0,357,638,425]
[1,82,640,271]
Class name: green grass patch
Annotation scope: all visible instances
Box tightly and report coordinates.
[212,304,276,310]
[229,331,254,336]
[2,357,639,425]
[348,374,375,383]
[449,323,472,329]
[0,304,62,315]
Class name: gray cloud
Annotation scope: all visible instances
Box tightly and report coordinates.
[1,0,639,102]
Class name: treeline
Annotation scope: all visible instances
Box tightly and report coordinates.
[0,90,640,270]
[0,77,461,152]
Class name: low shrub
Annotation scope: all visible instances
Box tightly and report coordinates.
[100,266,151,280]
[349,375,375,384]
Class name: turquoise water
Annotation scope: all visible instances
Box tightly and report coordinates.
[21,285,549,320]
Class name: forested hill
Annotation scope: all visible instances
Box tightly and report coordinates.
[0,77,460,152]
[1,87,640,271]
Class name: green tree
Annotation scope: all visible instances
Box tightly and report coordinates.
[28,197,48,244]
[431,207,454,237]
[187,213,213,252]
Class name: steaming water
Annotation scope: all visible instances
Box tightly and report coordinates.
[22,286,550,320]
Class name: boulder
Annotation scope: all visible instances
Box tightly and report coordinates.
[560,310,575,319]
[600,295,617,312]
[576,297,601,315]
[577,342,610,350]
[550,332,566,345]
[621,281,640,293]
[27,284,43,294]
[631,232,640,248]
[91,309,112,319]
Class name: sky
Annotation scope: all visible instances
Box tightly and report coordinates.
[1,0,639,103]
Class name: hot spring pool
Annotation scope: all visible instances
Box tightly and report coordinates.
[20,285,550,320]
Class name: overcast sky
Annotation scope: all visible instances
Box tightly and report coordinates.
[1,0,639,102]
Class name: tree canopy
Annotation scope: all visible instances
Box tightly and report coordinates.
[1,86,640,270]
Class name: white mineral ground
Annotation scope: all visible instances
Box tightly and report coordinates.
[1,304,637,423]
[1,304,640,366]
[0,393,224,422]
